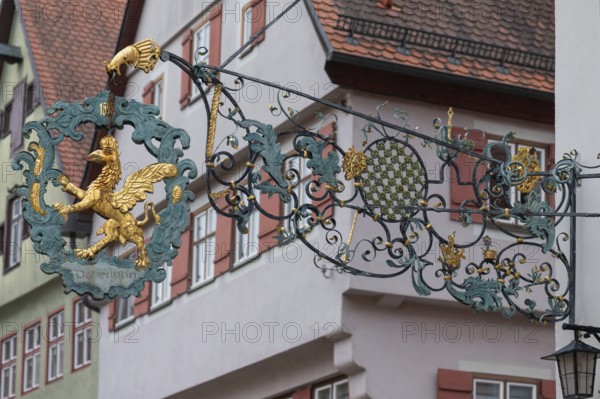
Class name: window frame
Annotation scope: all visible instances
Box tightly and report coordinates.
[506,382,537,399]
[113,296,135,329]
[72,300,93,371]
[4,195,24,272]
[241,3,254,46]
[191,207,217,288]
[0,102,11,138]
[486,135,551,226]
[46,308,64,384]
[191,21,211,100]
[150,264,172,310]
[233,193,261,267]
[1,334,17,399]
[312,377,349,399]
[152,75,165,117]
[473,376,539,399]
[22,322,41,394]
[282,155,313,238]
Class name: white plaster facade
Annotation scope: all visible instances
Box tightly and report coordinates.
[555,1,600,398]
[96,1,557,398]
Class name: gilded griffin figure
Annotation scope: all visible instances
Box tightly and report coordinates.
[53,135,177,268]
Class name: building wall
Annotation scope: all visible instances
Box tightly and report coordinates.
[555,2,600,398]
[0,7,98,399]
[96,0,557,398]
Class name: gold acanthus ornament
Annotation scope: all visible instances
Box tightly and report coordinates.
[510,146,541,194]
[342,146,367,180]
[438,232,466,272]
[53,135,177,268]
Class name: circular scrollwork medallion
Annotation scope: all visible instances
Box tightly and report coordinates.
[13,90,197,299]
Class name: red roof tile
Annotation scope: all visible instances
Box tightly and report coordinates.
[20,0,125,185]
[312,0,554,94]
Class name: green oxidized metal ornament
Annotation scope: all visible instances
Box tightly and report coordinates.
[12,90,197,299]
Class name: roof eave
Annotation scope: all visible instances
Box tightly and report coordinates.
[328,51,554,102]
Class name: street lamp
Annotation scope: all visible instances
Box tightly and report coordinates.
[542,324,600,398]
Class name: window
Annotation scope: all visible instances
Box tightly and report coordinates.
[114,296,134,327]
[47,310,64,382]
[151,265,172,308]
[234,194,260,266]
[313,379,349,399]
[284,156,313,237]
[153,77,164,115]
[0,103,10,138]
[22,324,40,392]
[191,23,211,99]
[488,139,549,224]
[73,301,92,370]
[5,197,23,271]
[1,335,16,399]
[25,83,35,115]
[241,4,253,45]
[192,208,217,287]
[9,80,25,154]
[473,379,536,399]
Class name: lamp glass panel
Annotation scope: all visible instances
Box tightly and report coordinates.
[576,352,596,396]
[559,352,576,397]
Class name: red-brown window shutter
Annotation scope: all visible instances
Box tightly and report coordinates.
[258,171,280,253]
[171,228,191,298]
[209,4,222,67]
[437,368,473,399]
[251,0,267,44]
[10,80,26,154]
[214,199,233,276]
[143,81,154,105]
[180,29,193,109]
[133,285,150,316]
[541,379,556,399]
[292,387,311,399]
[449,128,487,223]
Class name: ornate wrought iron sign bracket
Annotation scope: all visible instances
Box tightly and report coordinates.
[13,36,596,325]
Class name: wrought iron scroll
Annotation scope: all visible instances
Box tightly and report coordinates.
[155,46,595,324]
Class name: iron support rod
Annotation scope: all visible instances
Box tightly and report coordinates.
[569,169,577,324]
[200,63,501,164]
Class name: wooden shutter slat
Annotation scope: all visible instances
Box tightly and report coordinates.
[214,199,233,276]
[143,81,154,105]
[541,379,556,399]
[438,368,473,399]
[251,0,267,44]
[133,285,150,316]
[180,29,193,109]
[10,80,26,153]
[209,5,222,67]
[171,228,191,298]
[449,128,487,223]
[258,170,279,253]
[292,387,311,399]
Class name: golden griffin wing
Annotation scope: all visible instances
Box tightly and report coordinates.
[111,163,178,213]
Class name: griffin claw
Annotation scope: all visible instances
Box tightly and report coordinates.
[75,248,96,259]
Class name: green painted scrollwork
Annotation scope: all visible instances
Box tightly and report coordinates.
[12,90,197,299]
